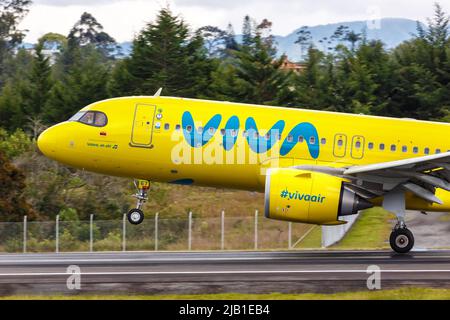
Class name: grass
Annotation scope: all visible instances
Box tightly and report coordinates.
[295,225,322,249]
[2,288,450,300]
[332,207,394,250]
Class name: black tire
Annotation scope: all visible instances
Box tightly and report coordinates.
[390,228,414,254]
[127,209,145,225]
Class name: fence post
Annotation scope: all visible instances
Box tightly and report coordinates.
[122,214,126,252]
[89,214,94,253]
[55,215,59,253]
[288,222,292,250]
[221,211,225,251]
[155,213,159,251]
[188,212,192,251]
[23,215,27,254]
[254,210,258,251]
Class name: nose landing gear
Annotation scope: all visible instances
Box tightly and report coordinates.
[127,180,150,225]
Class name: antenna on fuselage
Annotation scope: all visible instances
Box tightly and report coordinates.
[154,88,163,97]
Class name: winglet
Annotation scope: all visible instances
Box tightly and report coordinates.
[154,88,163,97]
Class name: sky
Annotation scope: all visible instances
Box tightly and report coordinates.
[20,0,449,43]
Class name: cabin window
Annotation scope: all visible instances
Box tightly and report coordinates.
[337,139,344,147]
[436,149,442,154]
[220,129,226,136]
[321,138,327,145]
[198,127,204,134]
[243,131,248,137]
[309,137,316,144]
[186,125,192,133]
[265,133,271,140]
[231,129,238,137]
[413,147,419,154]
[209,127,215,135]
[77,111,108,127]
[355,141,362,149]
[391,145,397,152]
[298,136,305,143]
[402,146,408,153]
[379,144,385,151]
[164,123,170,131]
[287,135,294,143]
[368,142,374,150]
[424,148,430,155]
[175,124,181,131]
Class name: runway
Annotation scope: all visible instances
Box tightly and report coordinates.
[0,250,449,295]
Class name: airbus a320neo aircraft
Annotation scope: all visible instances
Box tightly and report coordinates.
[38,90,450,253]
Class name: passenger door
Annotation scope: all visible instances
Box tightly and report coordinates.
[351,135,365,160]
[130,104,156,148]
[333,134,347,158]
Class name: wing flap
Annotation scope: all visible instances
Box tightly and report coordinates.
[344,152,450,175]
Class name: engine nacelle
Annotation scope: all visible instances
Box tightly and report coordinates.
[264,168,373,225]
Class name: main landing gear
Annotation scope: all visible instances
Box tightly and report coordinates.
[127,180,150,225]
[383,189,415,254]
[390,221,415,254]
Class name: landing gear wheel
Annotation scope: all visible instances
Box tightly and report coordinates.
[127,209,144,225]
[390,228,414,254]
[127,180,150,226]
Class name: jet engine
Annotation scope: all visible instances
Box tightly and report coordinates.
[264,168,373,225]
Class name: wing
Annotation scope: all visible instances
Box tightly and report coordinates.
[342,152,450,204]
[295,152,450,205]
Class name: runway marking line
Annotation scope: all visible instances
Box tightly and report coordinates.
[1,255,450,264]
[1,270,450,277]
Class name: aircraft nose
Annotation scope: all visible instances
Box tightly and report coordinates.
[37,127,56,157]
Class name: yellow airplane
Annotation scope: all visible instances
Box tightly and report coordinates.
[37,90,450,253]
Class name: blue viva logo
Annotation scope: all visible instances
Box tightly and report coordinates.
[280,189,326,203]
[182,111,320,158]
[246,117,285,154]
[182,112,222,147]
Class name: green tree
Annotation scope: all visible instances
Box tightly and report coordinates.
[0,0,32,87]
[0,150,36,221]
[44,46,110,123]
[109,8,213,98]
[211,18,294,106]
[68,12,117,59]
[223,23,239,54]
[385,3,450,120]
[21,41,54,117]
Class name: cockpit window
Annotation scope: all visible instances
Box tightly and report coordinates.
[80,112,95,125]
[69,111,108,127]
[69,112,86,122]
[94,112,107,126]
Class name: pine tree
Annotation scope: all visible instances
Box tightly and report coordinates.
[115,8,213,97]
[21,42,54,117]
[44,47,110,123]
[0,48,33,130]
[242,15,253,47]
[224,23,239,53]
[0,0,32,87]
[386,3,450,120]
[212,18,294,106]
